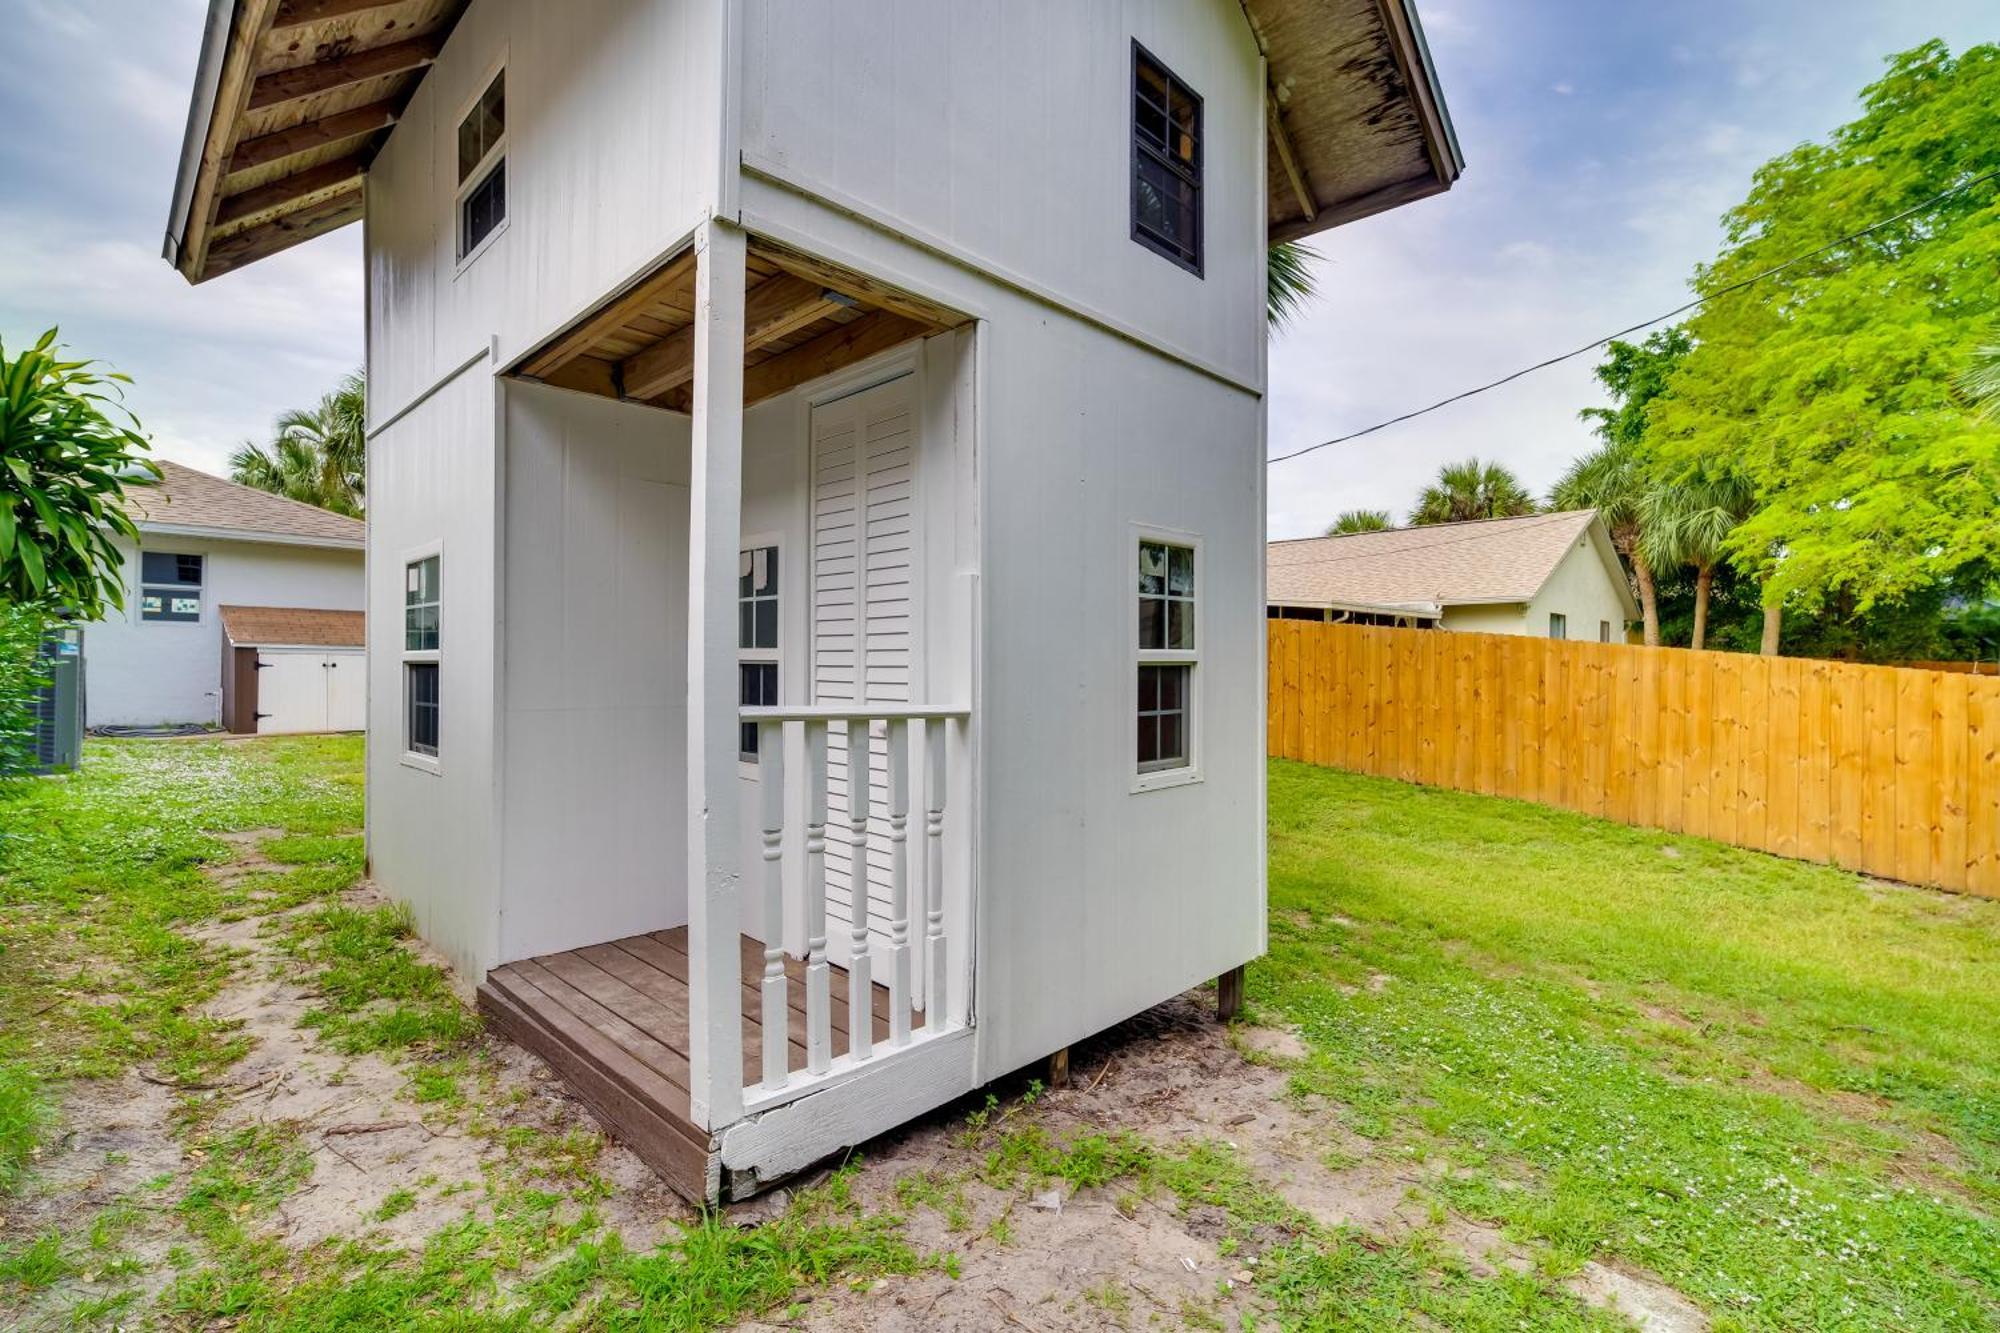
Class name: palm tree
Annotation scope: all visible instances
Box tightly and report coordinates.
[1961,336,2000,417]
[1637,471,1754,650]
[1325,509,1391,535]
[1410,458,1537,527]
[1268,242,1320,330]
[232,370,365,516]
[1551,440,1661,646]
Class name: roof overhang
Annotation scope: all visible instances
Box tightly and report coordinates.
[164,0,1459,282]
[135,520,366,552]
[1269,596,1442,620]
[164,0,471,284]
[1245,0,1464,242]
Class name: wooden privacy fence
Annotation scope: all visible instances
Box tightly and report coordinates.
[1267,621,2000,898]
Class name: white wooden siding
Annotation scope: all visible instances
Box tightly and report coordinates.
[811,375,920,959]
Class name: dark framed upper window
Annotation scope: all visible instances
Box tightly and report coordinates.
[140,551,203,623]
[1131,42,1202,275]
[457,70,507,262]
[1549,613,1567,640]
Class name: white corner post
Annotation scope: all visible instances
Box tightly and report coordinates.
[686,217,747,1130]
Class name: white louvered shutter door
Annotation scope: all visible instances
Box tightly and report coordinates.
[810,374,918,965]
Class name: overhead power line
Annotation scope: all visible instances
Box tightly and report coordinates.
[1267,166,2000,466]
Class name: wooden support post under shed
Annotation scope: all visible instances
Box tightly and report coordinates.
[1046,1047,1069,1090]
[1217,966,1245,1022]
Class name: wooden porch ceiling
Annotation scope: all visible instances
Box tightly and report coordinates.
[168,0,471,282]
[512,239,971,413]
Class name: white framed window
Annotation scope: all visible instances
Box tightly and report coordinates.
[139,551,203,623]
[1549,612,1567,640]
[403,552,441,765]
[738,541,780,764]
[1135,531,1200,790]
[455,68,507,265]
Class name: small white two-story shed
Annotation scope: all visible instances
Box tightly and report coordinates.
[164,0,1459,1202]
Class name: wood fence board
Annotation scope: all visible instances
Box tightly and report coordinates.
[1970,684,2000,895]
[1797,661,1832,864]
[1768,658,1802,859]
[1861,669,1899,880]
[1894,668,1937,887]
[1658,650,1685,833]
[1830,666,1865,868]
[1398,632,1423,782]
[1456,640,1488,792]
[1937,673,1968,890]
[1738,656,1771,854]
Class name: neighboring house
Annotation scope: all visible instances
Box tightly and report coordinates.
[89,461,366,731]
[162,0,1460,1202]
[1268,510,1638,641]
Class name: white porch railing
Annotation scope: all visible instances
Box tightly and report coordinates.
[738,704,971,1103]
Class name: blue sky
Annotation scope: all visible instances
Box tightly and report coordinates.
[1,1,1993,532]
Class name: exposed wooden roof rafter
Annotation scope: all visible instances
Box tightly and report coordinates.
[622,274,841,402]
[509,239,966,414]
[740,311,932,407]
[247,34,442,112]
[1265,90,1317,225]
[227,98,401,174]
[215,154,368,229]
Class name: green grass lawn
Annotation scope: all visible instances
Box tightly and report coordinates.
[1263,759,2000,1332]
[4,741,1996,1330]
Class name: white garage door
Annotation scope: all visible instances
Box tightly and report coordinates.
[255,650,366,734]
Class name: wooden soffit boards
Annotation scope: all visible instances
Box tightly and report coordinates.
[1243,0,1464,243]
[165,0,470,283]
[511,239,970,413]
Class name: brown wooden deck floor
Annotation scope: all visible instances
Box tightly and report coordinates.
[477,927,921,1201]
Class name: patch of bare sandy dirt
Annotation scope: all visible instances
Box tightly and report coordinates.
[746,995,1705,1331]
[1,833,695,1330]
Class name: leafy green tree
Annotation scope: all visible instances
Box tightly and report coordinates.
[1325,509,1391,535]
[1268,242,1321,330]
[1410,458,1536,526]
[231,370,365,517]
[1647,41,2000,647]
[1551,330,1698,646]
[0,329,155,612]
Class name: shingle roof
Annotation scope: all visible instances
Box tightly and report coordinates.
[127,460,364,547]
[1268,510,1607,611]
[219,605,365,649]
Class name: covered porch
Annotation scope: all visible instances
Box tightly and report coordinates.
[476,221,980,1203]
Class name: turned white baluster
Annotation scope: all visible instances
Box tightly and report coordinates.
[757,720,788,1091]
[924,718,948,1021]
[885,717,913,1045]
[802,720,832,1074]
[845,719,874,1061]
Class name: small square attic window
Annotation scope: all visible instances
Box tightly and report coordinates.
[457,70,506,261]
